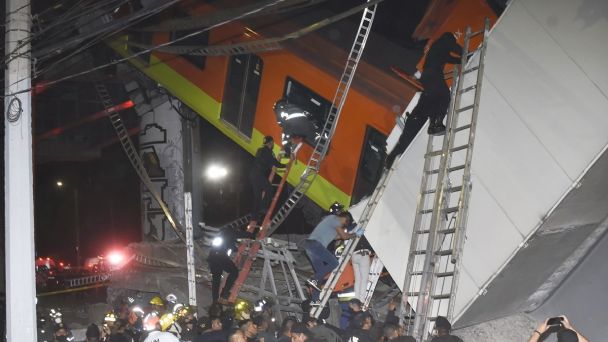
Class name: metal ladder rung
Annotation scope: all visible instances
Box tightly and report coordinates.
[454,124,472,132]
[448,186,463,193]
[451,144,470,153]
[411,271,454,278]
[445,206,459,214]
[413,249,452,256]
[456,104,475,113]
[416,228,456,235]
[459,85,477,94]
[463,66,479,74]
[426,144,470,157]
[422,188,437,195]
[425,165,465,175]
[432,293,451,300]
[470,29,484,37]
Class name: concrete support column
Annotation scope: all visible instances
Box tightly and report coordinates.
[4,0,38,340]
[139,101,185,241]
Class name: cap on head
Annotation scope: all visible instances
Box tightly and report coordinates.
[291,322,312,337]
[263,136,274,145]
[86,324,100,338]
[435,316,452,331]
[349,298,363,307]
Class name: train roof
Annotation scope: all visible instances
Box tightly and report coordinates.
[246,5,420,113]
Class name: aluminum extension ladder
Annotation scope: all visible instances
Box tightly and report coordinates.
[399,19,490,341]
[362,256,384,309]
[93,81,203,257]
[264,0,378,236]
[125,1,380,241]
[311,164,396,318]
[205,5,380,302]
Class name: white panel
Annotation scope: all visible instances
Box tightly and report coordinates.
[361,0,608,320]
[483,1,608,179]
[521,0,608,97]
[354,127,429,290]
[453,270,482,316]
[459,176,523,290]
[471,81,571,235]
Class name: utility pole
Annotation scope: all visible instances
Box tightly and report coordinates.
[4,0,37,340]
[74,188,81,267]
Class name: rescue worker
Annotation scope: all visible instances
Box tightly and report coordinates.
[429,316,463,342]
[273,99,319,147]
[351,234,374,302]
[386,32,463,170]
[142,312,179,342]
[207,226,256,303]
[249,136,286,222]
[303,211,355,299]
[148,296,166,315]
[328,202,345,215]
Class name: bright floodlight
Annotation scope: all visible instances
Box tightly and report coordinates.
[206,164,228,181]
[107,251,125,266]
[56,180,64,187]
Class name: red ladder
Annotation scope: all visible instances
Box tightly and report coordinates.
[227,146,299,302]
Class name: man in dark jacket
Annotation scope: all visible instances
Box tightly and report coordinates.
[249,136,286,222]
[196,317,227,342]
[207,226,256,303]
[385,32,463,170]
[429,316,463,342]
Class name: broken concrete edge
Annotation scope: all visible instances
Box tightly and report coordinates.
[522,216,608,312]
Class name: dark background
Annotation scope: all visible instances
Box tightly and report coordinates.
[0,0,509,266]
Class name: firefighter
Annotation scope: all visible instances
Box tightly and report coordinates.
[273,99,319,147]
[249,136,286,222]
[207,226,256,303]
[386,32,463,170]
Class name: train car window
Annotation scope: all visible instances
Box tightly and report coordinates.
[221,54,263,138]
[170,30,210,69]
[351,126,387,204]
[170,8,209,69]
[283,77,331,146]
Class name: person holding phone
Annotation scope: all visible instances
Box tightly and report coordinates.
[528,315,590,342]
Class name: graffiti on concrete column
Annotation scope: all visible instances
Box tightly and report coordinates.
[139,102,185,241]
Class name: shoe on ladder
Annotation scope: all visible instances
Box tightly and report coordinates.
[306,279,322,292]
[428,117,446,136]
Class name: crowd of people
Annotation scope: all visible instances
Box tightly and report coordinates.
[67,293,465,342]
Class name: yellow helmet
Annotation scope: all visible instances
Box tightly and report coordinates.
[103,311,117,325]
[159,313,175,331]
[234,299,252,320]
[149,296,164,306]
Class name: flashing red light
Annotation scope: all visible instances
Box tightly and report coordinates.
[59,262,64,267]
[107,251,125,266]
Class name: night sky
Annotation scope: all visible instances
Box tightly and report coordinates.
[1,0,438,265]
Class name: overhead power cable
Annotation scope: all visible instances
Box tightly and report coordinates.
[3,0,290,97]
[124,0,382,57]
[136,0,329,32]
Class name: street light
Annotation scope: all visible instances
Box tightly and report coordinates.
[205,164,228,181]
[55,180,80,267]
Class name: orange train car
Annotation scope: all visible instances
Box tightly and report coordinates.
[111,0,499,293]
[113,1,418,213]
[112,0,497,214]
